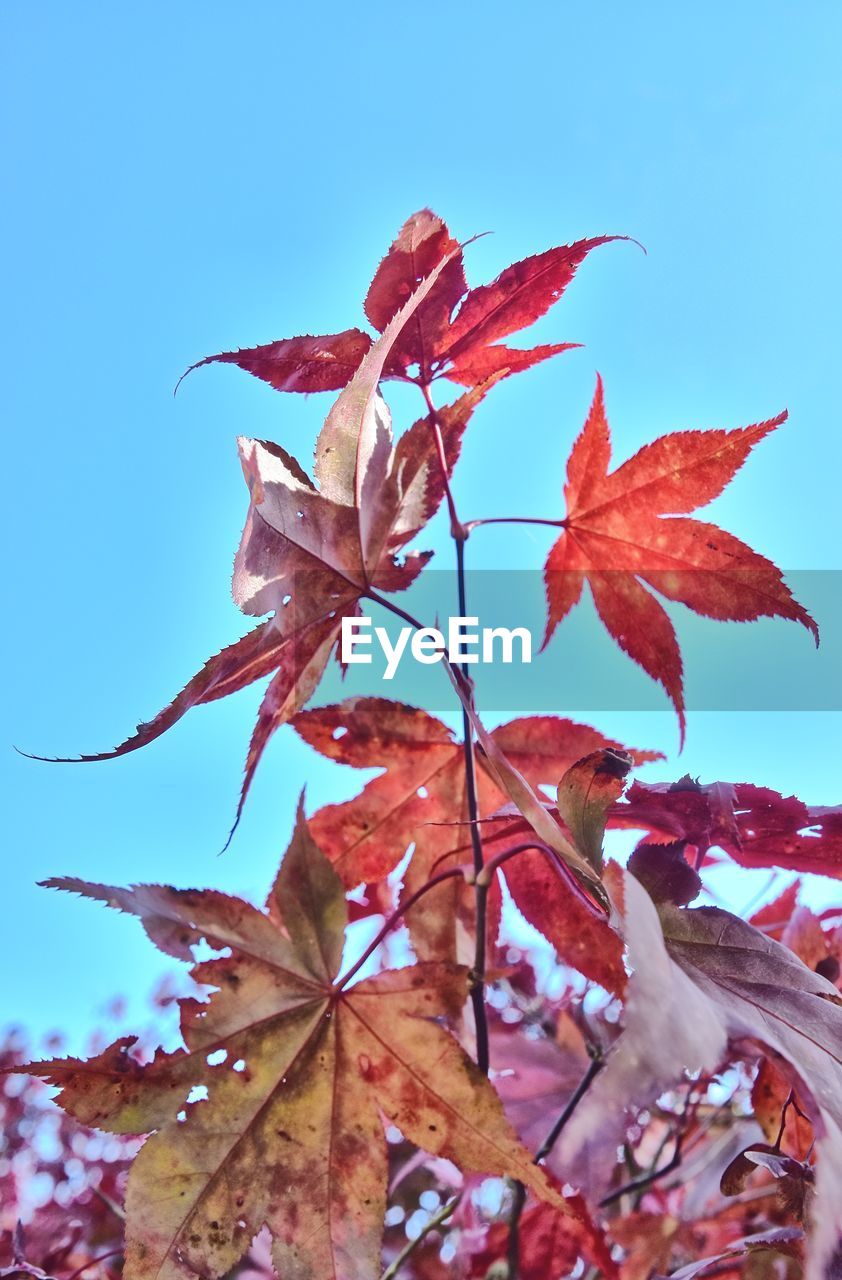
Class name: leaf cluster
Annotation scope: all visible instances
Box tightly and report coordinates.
[12,211,842,1280]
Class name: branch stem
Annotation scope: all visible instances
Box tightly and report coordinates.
[534,1054,604,1164]
[508,1054,604,1278]
[420,380,489,1076]
[599,1134,685,1207]
[421,381,465,540]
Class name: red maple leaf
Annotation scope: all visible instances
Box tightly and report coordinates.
[613,777,842,878]
[543,375,817,739]
[180,209,620,392]
[294,697,658,991]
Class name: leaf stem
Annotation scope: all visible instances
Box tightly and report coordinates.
[465,516,565,532]
[476,841,554,887]
[336,866,467,991]
[364,590,473,700]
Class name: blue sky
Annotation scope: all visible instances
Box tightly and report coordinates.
[3,3,841,1047]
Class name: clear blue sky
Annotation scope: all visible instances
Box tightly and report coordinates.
[3,3,841,1048]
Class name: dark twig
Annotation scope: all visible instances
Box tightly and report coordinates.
[418,380,490,1076]
[421,381,464,540]
[774,1089,808,1150]
[599,1131,685,1207]
[506,1181,528,1278]
[508,1054,604,1277]
[534,1054,605,1165]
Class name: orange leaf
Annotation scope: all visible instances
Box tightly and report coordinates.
[543,375,817,738]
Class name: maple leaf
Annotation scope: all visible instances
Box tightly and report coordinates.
[613,776,842,879]
[662,899,842,1135]
[28,261,496,830]
[543,376,817,739]
[18,812,570,1280]
[176,330,375,395]
[294,697,658,989]
[182,210,620,392]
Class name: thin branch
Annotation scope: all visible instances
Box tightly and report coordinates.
[506,1181,528,1279]
[599,1131,685,1207]
[453,536,491,1077]
[418,379,490,1077]
[364,589,473,701]
[364,591,429,637]
[379,1195,460,1280]
[453,537,485,883]
[774,1089,808,1150]
[421,381,464,540]
[600,1079,709,1210]
[534,1055,604,1164]
[508,1054,604,1278]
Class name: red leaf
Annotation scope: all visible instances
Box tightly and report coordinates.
[176,328,373,394]
[443,237,621,359]
[179,215,619,400]
[544,376,817,737]
[467,1196,618,1279]
[230,613,343,838]
[364,209,467,377]
[614,778,842,879]
[295,697,652,986]
[34,263,465,824]
[502,840,627,994]
[443,341,577,386]
[749,882,800,938]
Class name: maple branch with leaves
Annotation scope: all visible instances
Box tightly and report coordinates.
[9,208,842,1280]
